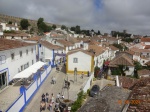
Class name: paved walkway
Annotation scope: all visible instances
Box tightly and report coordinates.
[24,65,89,112]
[0,83,20,112]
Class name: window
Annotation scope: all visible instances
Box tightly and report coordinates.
[73,58,78,63]
[21,65,23,71]
[20,51,22,57]
[31,48,33,53]
[32,60,34,65]
[26,49,28,55]
[11,53,15,60]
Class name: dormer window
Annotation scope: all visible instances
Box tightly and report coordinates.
[31,48,33,53]
[11,53,15,60]
[20,51,22,57]
[26,49,28,55]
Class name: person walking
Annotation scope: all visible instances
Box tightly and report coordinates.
[46,93,49,107]
[49,101,53,112]
[81,72,84,79]
[53,76,56,84]
[51,76,54,84]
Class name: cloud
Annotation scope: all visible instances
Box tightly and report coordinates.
[0,0,150,35]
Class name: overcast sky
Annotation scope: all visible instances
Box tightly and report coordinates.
[0,0,150,35]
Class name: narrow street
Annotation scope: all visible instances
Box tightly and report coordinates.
[24,66,66,112]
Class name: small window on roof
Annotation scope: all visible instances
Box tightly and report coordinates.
[11,53,15,60]
[26,49,28,55]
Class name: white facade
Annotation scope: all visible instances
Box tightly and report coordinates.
[3,35,29,40]
[67,51,92,74]
[0,45,36,84]
[0,22,19,31]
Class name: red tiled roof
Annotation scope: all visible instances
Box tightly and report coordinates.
[67,50,94,56]
[40,41,64,50]
[88,45,105,56]
[119,76,138,89]
[56,39,74,46]
[26,36,42,41]
[0,38,35,51]
[127,77,150,111]
[137,69,150,76]
[141,37,150,42]
[109,45,119,51]
[109,54,134,66]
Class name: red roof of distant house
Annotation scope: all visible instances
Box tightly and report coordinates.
[141,37,150,42]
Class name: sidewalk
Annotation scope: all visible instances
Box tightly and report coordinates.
[24,67,90,112]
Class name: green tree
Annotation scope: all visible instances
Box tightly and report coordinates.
[52,24,56,29]
[97,30,101,35]
[37,18,44,28]
[61,25,66,30]
[20,19,30,30]
[8,21,12,24]
[75,25,80,34]
[70,27,75,31]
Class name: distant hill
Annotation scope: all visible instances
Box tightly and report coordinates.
[0,13,61,30]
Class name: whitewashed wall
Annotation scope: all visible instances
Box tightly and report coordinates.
[26,81,37,101]
[68,52,91,71]
[83,73,94,93]
[0,45,36,83]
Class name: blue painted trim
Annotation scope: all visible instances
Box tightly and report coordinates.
[20,68,52,112]
[6,65,52,112]
[6,94,24,112]
[52,49,55,66]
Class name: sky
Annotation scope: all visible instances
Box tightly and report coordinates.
[0,0,150,35]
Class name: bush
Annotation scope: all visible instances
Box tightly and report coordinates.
[71,91,84,112]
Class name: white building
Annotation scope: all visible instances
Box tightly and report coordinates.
[0,22,19,31]
[66,45,110,74]
[0,39,36,90]
[66,50,94,74]
[39,41,65,67]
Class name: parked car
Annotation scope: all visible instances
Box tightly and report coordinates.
[90,85,100,97]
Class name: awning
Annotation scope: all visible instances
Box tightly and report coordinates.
[13,61,46,79]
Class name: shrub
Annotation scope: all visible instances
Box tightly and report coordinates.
[71,91,84,112]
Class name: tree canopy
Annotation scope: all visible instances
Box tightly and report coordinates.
[20,19,30,30]
[52,24,56,29]
[61,25,66,30]
[37,18,52,33]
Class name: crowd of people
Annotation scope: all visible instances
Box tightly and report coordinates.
[40,92,65,112]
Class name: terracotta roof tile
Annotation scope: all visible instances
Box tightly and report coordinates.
[141,37,150,42]
[88,45,105,56]
[56,39,74,46]
[26,36,42,41]
[127,77,150,111]
[0,38,35,51]
[109,54,134,66]
[40,41,64,50]
[67,50,94,56]
[109,45,119,51]
[137,69,150,76]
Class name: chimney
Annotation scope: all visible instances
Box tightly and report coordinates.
[116,76,120,87]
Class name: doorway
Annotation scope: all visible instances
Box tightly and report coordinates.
[0,72,7,90]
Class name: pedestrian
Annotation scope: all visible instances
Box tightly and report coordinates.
[55,102,60,111]
[57,93,60,99]
[51,76,54,84]
[81,72,84,79]
[51,93,55,104]
[49,101,53,112]
[61,95,64,99]
[41,93,46,102]
[87,71,90,77]
[46,93,49,103]
[53,76,56,84]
